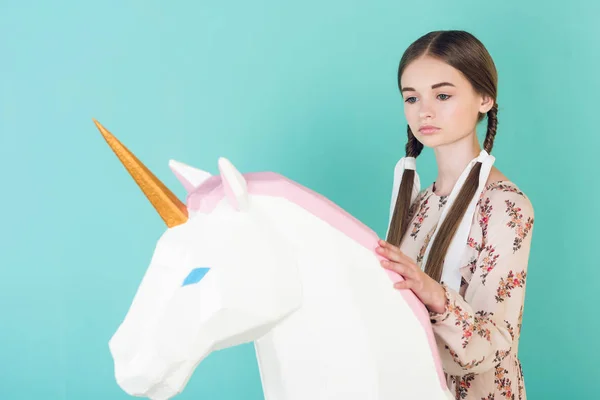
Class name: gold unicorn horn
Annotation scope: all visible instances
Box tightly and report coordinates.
[92,119,188,228]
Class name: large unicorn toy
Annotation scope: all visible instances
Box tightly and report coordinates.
[94,119,453,400]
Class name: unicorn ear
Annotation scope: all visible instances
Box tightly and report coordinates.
[169,159,212,193]
[218,157,249,211]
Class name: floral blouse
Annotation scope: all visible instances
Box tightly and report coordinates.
[397,180,535,399]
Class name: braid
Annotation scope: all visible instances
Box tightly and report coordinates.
[386,125,423,247]
[406,125,424,157]
[483,103,498,153]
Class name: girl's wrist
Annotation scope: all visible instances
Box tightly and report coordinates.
[428,284,447,315]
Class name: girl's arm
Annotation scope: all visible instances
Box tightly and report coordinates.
[430,188,535,376]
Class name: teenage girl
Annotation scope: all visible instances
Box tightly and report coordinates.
[377,30,535,399]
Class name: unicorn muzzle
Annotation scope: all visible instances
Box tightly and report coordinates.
[109,326,198,400]
[113,347,189,400]
[113,351,168,396]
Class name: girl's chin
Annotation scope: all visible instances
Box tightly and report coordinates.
[414,134,444,148]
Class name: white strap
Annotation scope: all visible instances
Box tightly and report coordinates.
[386,157,420,239]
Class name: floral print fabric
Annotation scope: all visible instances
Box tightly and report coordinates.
[398,181,535,399]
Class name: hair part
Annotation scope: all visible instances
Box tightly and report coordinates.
[386,30,499,283]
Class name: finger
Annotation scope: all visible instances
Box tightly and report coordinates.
[375,244,400,261]
[376,245,413,265]
[382,241,418,267]
[380,260,417,279]
[393,280,413,290]
[378,240,410,259]
[378,239,400,251]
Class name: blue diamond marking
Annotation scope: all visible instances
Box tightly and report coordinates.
[182,267,211,286]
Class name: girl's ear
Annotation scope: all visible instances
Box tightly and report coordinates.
[479,95,495,114]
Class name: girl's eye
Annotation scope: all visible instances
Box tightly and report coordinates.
[405,97,417,104]
[438,94,451,100]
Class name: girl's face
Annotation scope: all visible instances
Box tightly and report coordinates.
[400,55,493,149]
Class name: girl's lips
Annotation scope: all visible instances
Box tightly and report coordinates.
[419,125,440,134]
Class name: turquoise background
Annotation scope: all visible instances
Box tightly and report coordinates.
[1,0,597,398]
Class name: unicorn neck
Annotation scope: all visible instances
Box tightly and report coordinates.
[250,194,449,400]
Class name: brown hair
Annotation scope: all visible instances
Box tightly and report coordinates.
[386,30,499,283]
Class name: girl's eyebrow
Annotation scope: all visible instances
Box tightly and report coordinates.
[401,82,456,92]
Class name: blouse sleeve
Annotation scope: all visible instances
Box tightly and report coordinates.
[429,187,535,376]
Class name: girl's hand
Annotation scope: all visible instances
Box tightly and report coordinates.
[376,239,447,314]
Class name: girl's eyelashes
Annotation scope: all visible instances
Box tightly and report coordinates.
[404,94,452,103]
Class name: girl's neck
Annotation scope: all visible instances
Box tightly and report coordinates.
[432,134,481,196]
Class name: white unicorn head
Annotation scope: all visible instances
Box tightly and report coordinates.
[94,119,454,400]
[95,121,301,398]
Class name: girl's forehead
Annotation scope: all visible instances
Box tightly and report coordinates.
[401,58,465,89]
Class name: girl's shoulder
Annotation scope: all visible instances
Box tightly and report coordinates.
[485,167,530,197]
[479,176,535,221]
